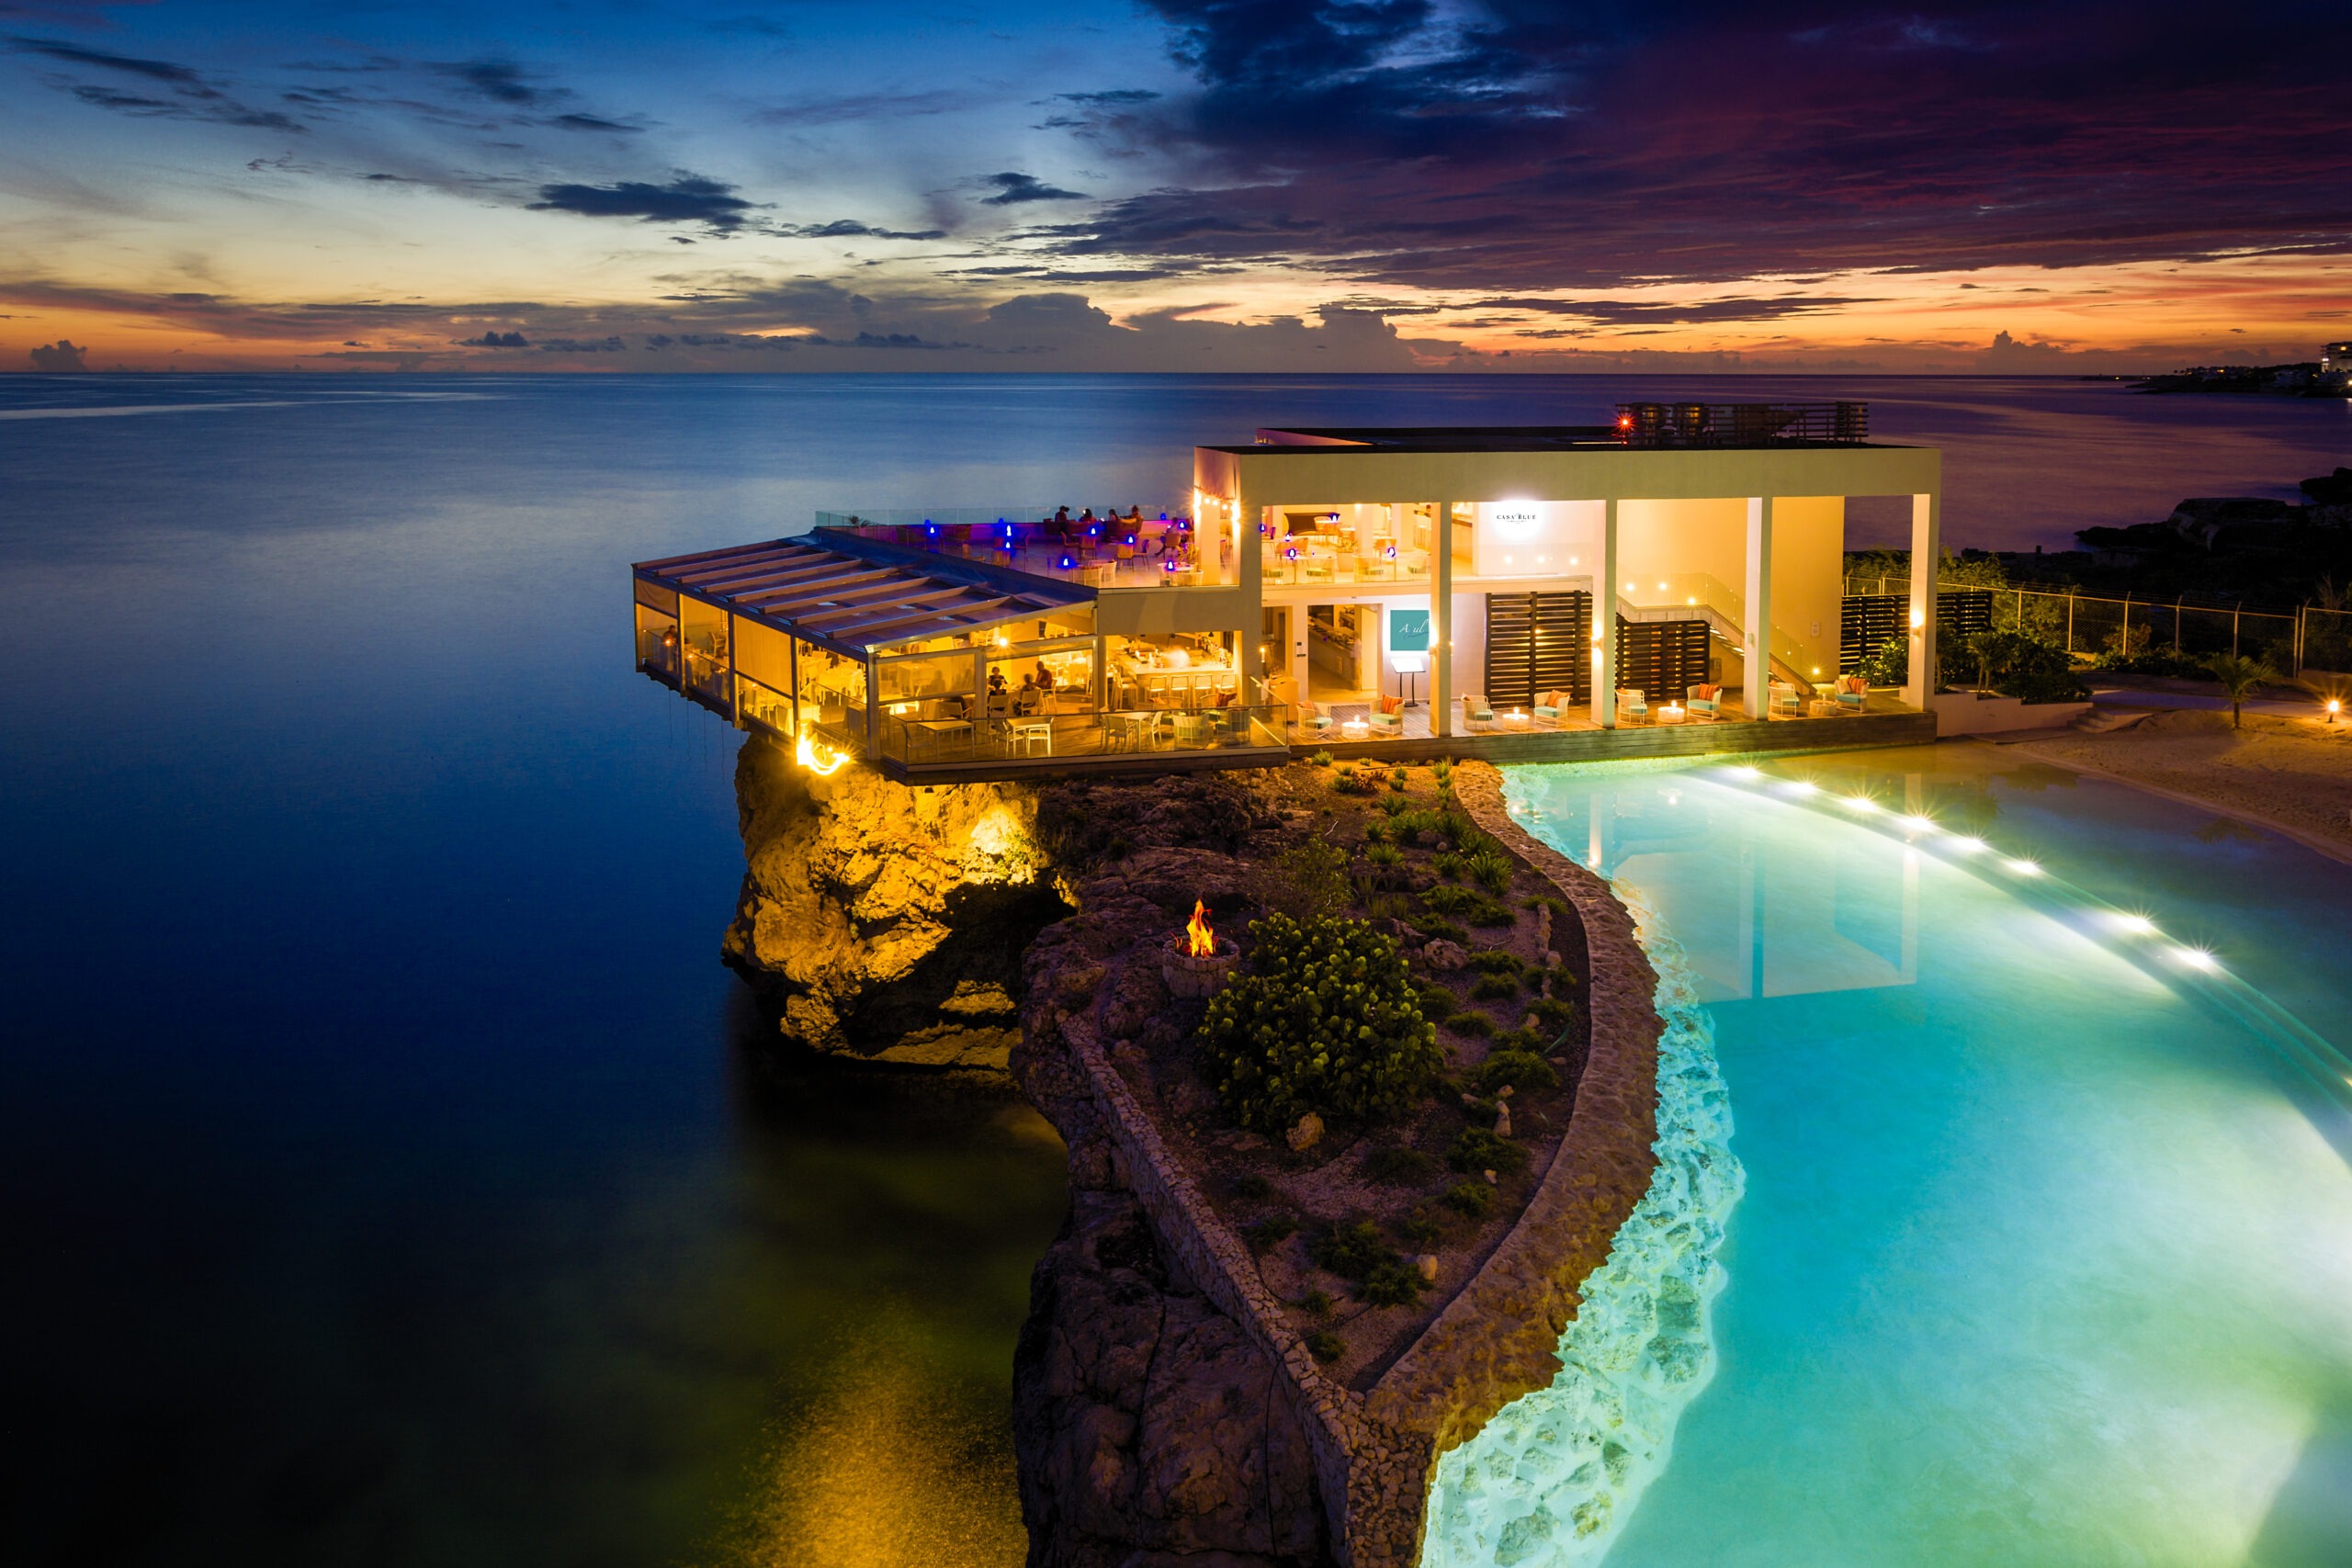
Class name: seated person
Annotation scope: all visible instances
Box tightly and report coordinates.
[1013,676,1044,716]
[1033,660,1057,692]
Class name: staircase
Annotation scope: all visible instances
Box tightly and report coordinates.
[1617,597,1820,697]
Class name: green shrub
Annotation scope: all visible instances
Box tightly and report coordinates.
[1200,913,1441,1133]
[1470,974,1521,1001]
[1473,1050,1559,1094]
[1414,978,1457,1012]
[1306,1328,1344,1362]
[1301,1287,1333,1315]
[1489,1026,1544,1055]
[1228,1172,1272,1201]
[1422,885,1514,926]
[1443,1010,1495,1037]
[1442,1179,1494,1218]
[1432,759,1453,785]
[1363,842,1406,870]
[1393,1206,1442,1247]
[1529,996,1576,1030]
[1522,894,1570,919]
[1971,630,2086,703]
[1312,1220,1396,1279]
[1362,1259,1424,1305]
[1466,849,1513,895]
[1413,917,1469,943]
[1362,890,1412,921]
[1309,749,1335,766]
[1447,1128,1528,1176]
[1248,1213,1299,1251]
[1467,949,1523,976]
[1431,851,1465,882]
[1259,836,1351,919]
[1363,1145,1438,1184]
[1391,766,1409,790]
[1333,765,1378,796]
[1378,793,1410,818]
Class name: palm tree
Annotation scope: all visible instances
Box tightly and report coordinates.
[2203,652,2278,730]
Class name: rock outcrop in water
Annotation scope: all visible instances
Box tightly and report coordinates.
[724,732,1069,1066]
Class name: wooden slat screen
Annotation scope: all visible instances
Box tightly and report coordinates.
[1615,617,1712,700]
[1483,592,1591,707]
[1840,590,1994,673]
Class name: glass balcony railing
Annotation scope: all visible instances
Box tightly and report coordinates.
[817,518,1238,588]
[876,705,1287,768]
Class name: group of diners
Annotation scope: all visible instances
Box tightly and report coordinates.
[924,507,1195,555]
[924,661,1077,722]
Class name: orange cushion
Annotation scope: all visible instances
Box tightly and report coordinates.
[1379,694,1403,716]
[1692,684,1719,701]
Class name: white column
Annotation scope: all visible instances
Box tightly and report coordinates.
[1743,494,1774,719]
[1237,487,1262,688]
[1905,491,1940,711]
[1591,498,1620,727]
[1433,499,1453,737]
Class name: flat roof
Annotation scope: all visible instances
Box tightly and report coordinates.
[634,533,1091,658]
[1245,425,1623,451]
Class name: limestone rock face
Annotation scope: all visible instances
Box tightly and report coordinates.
[723,732,1068,1064]
[1014,1190,1328,1568]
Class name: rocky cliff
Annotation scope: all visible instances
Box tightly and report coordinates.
[724,731,1069,1066]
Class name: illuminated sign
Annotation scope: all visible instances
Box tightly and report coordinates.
[1488,502,1542,539]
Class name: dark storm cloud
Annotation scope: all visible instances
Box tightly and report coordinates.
[787,219,951,241]
[1476,295,1885,324]
[979,171,1088,205]
[9,37,204,83]
[71,82,302,129]
[12,35,310,130]
[549,112,641,133]
[1057,0,2352,286]
[528,175,757,231]
[439,59,547,105]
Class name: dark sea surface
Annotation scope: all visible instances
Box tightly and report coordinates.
[2,373,2346,1568]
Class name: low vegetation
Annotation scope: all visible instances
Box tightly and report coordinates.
[1199,913,1442,1134]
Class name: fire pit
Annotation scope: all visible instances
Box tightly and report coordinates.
[1161,899,1239,998]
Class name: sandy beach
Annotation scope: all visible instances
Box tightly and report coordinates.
[2007,708,2352,859]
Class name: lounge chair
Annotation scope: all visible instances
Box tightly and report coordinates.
[1767,682,1804,716]
[1615,687,1649,724]
[1369,696,1405,733]
[1532,688,1566,727]
[1464,694,1495,732]
[1298,700,1332,735]
[1832,674,1868,711]
[1686,683,1724,720]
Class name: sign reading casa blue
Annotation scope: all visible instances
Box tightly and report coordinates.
[1389,607,1430,653]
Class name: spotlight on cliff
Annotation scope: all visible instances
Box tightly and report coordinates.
[796,729,851,777]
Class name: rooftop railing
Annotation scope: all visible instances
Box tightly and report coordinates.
[818,515,1232,587]
[1615,401,1869,447]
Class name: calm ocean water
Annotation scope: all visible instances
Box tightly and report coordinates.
[2,373,2346,1568]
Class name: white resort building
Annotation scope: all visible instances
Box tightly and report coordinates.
[631,402,1949,781]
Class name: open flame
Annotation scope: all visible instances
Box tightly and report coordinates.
[1185,899,1216,958]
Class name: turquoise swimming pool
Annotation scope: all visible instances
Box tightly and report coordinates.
[1427,747,2352,1568]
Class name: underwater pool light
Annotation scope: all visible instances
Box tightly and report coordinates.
[1729,764,1762,781]
[1945,836,1986,853]
[2007,858,2041,875]
[1783,779,1818,795]
[1840,795,1880,812]
[1899,814,1938,834]
[2109,913,2159,936]
[2171,945,2219,970]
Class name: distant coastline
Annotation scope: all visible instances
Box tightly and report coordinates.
[2129,360,2352,398]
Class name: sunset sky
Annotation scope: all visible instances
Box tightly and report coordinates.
[6,0,2348,373]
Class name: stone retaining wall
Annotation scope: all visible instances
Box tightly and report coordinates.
[1018,761,1664,1567]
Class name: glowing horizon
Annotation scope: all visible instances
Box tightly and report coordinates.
[6,2,2349,374]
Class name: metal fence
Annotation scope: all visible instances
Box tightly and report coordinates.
[1842,577,2352,676]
